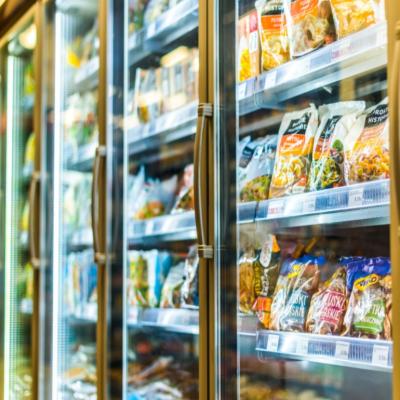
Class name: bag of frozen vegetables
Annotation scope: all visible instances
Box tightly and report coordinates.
[308,101,365,191]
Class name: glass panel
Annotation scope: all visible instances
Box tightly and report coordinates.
[0,13,36,400]
[124,0,200,398]
[218,0,392,398]
[51,2,99,399]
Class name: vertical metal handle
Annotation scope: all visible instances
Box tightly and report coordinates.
[28,171,41,268]
[194,103,213,259]
[391,23,400,228]
[91,145,106,263]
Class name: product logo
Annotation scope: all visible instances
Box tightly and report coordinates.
[288,263,302,278]
[354,274,379,291]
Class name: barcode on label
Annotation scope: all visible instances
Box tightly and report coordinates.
[348,188,364,208]
[372,345,389,366]
[296,338,309,355]
[266,334,279,352]
[335,341,350,360]
[268,200,284,217]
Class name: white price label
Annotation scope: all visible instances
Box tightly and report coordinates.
[264,70,277,90]
[296,338,309,355]
[238,82,247,100]
[334,39,351,61]
[268,200,284,218]
[129,33,138,49]
[303,196,316,213]
[266,334,280,352]
[147,23,156,38]
[348,188,364,208]
[129,307,138,322]
[298,58,310,76]
[335,341,350,360]
[145,220,155,235]
[372,345,389,366]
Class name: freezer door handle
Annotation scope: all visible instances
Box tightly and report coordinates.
[391,22,400,232]
[91,145,107,263]
[28,171,41,269]
[194,103,213,259]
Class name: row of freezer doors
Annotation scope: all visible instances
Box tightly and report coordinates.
[0,0,398,399]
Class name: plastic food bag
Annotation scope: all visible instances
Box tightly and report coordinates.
[330,0,380,38]
[306,267,347,334]
[181,246,200,307]
[160,261,186,308]
[240,136,277,202]
[344,98,389,184]
[129,251,149,307]
[252,235,281,328]
[256,0,290,71]
[269,105,318,198]
[308,101,365,191]
[285,0,336,57]
[343,257,391,339]
[239,247,257,314]
[171,164,194,213]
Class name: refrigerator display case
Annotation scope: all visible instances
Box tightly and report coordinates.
[215,0,399,399]
[0,9,37,400]
[124,0,202,398]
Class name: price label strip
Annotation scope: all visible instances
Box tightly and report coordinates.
[296,338,309,355]
[372,345,389,367]
[266,334,280,352]
[335,341,350,360]
[303,195,316,214]
[268,200,285,218]
[348,187,364,208]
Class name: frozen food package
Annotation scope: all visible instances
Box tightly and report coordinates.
[330,0,380,38]
[279,255,323,331]
[306,266,347,334]
[255,0,290,71]
[284,0,336,57]
[269,105,318,198]
[240,136,277,202]
[160,261,186,308]
[308,101,365,191]
[252,235,281,328]
[344,98,389,184]
[181,246,200,307]
[238,137,265,188]
[171,164,194,213]
[239,247,257,314]
[129,251,149,307]
[238,10,261,81]
[343,257,391,339]
[143,0,169,24]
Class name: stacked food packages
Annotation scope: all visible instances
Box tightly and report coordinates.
[240,235,392,341]
[238,0,385,80]
[128,246,199,309]
[129,164,194,220]
[239,99,389,202]
[63,250,97,318]
[131,47,199,127]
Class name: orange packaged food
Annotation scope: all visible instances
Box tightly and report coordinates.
[256,0,290,71]
[269,105,318,198]
[285,0,336,57]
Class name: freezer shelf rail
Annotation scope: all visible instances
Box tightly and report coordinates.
[239,22,387,114]
[256,330,392,372]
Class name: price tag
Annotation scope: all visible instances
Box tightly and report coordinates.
[372,345,389,366]
[146,23,156,38]
[332,38,350,62]
[303,196,316,213]
[298,58,310,76]
[268,200,284,218]
[238,82,247,100]
[264,70,277,90]
[348,188,364,208]
[335,341,350,360]
[296,338,309,355]
[266,334,280,352]
[129,33,138,49]
[145,220,155,235]
[129,307,138,322]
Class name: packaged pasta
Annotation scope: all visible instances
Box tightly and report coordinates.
[269,105,318,198]
[330,0,380,38]
[240,136,277,202]
[284,0,336,58]
[308,101,365,191]
[343,257,391,339]
[306,267,347,334]
[252,235,281,328]
[239,247,257,314]
[344,98,389,184]
[255,0,290,71]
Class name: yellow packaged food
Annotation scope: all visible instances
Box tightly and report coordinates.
[256,0,290,71]
[330,0,378,38]
[269,105,318,198]
[285,0,336,57]
[344,98,389,184]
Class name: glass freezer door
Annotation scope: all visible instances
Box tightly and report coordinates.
[0,9,37,400]
[215,0,394,398]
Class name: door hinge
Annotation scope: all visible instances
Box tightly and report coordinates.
[198,244,214,259]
